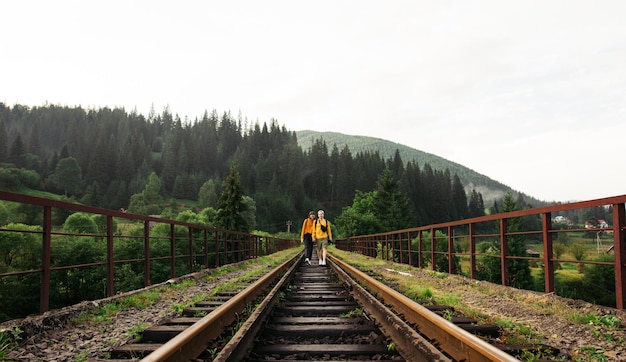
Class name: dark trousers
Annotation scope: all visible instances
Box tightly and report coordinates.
[303,233,313,260]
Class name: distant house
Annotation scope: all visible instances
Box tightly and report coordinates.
[585,219,609,229]
[553,216,567,223]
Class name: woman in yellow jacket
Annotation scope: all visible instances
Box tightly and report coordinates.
[312,209,332,266]
[300,211,316,265]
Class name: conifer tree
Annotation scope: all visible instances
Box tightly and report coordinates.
[501,192,533,289]
[451,174,468,220]
[9,133,26,167]
[372,168,412,232]
[468,189,485,218]
[216,166,249,232]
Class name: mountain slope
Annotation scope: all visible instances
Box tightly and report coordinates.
[296,130,540,206]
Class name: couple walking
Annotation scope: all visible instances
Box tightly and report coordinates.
[300,209,332,265]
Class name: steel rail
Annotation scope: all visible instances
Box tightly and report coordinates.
[329,255,520,362]
[328,257,452,361]
[212,250,301,361]
[140,253,299,362]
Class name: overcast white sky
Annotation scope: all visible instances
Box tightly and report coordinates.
[2,1,625,203]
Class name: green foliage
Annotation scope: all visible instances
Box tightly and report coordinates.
[570,242,587,261]
[0,202,8,225]
[476,193,533,289]
[198,207,218,226]
[556,230,570,244]
[519,347,559,361]
[568,313,621,329]
[335,190,381,237]
[241,195,257,232]
[416,231,461,273]
[128,172,163,215]
[372,168,412,232]
[552,242,567,260]
[198,178,219,208]
[64,212,98,234]
[0,167,20,189]
[143,172,163,205]
[91,214,117,234]
[0,327,22,359]
[49,157,83,196]
[216,166,249,233]
[0,167,43,192]
[49,234,106,307]
[476,240,502,284]
[0,223,42,321]
[582,254,616,307]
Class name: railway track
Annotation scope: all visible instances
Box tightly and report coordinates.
[98,252,560,361]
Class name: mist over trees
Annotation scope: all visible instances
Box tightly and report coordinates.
[0,102,483,234]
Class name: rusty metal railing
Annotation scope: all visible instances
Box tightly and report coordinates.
[0,190,298,319]
[336,194,626,309]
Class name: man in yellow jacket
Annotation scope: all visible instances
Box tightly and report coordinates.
[312,209,332,266]
[300,211,316,265]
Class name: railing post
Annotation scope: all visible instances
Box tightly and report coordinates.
[204,229,209,269]
[418,230,424,269]
[144,220,151,287]
[106,215,114,297]
[613,203,626,309]
[407,231,412,266]
[448,226,454,274]
[542,213,555,294]
[40,205,52,313]
[188,227,194,274]
[398,233,403,264]
[215,231,221,268]
[469,223,476,280]
[500,218,509,286]
[385,234,389,261]
[170,224,176,278]
[430,228,436,271]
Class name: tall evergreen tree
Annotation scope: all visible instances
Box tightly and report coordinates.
[451,174,468,220]
[336,145,355,206]
[9,133,26,167]
[372,168,412,232]
[389,149,404,179]
[501,192,533,289]
[304,139,330,202]
[216,166,249,232]
[402,160,425,226]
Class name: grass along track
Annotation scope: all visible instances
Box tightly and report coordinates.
[329,247,626,361]
[1,248,300,361]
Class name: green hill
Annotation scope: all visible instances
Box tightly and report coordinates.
[296,130,543,206]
